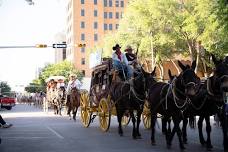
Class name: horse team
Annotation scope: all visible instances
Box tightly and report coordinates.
[109,54,228,151]
[43,54,228,151]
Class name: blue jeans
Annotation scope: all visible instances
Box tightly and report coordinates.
[113,60,133,80]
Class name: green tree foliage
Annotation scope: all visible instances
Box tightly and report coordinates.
[102,0,228,74]
[0,81,11,96]
[25,60,83,93]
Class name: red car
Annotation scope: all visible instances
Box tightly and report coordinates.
[0,95,16,110]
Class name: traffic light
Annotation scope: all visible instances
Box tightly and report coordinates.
[78,43,86,47]
[35,44,47,48]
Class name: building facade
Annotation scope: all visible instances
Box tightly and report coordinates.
[66,0,128,77]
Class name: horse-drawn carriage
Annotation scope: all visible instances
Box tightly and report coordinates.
[80,58,141,131]
[46,76,66,115]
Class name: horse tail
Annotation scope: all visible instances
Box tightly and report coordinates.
[189,116,196,129]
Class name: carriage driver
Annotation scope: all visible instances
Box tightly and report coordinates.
[66,74,82,114]
[112,44,133,80]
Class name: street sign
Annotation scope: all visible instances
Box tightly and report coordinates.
[52,43,67,48]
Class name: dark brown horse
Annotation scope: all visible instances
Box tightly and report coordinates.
[149,60,201,150]
[67,87,80,121]
[110,67,155,139]
[181,54,228,151]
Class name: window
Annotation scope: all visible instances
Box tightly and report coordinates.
[94,0,97,5]
[109,0,112,7]
[81,0,85,4]
[115,0,119,7]
[104,12,107,18]
[94,10,98,17]
[81,9,85,16]
[81,58,85,65]
[82,70,85,76]
[116,24,119,29]
[81,47,85,53]
[94,22,98,29]
[115,12,119,19]
[104,24,108,30]
[104,0,107,7]
[94,34,98,41]
[109,12,112,18]
[120,0,124,7]
[81,21,85,28]
[81,33,85,40]
[109,24,113,30]
[120,12,123,18]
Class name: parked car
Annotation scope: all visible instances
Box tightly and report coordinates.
[0,95,16,110]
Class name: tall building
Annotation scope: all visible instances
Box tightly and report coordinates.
[66,0,128,77]
[54,32,67,63]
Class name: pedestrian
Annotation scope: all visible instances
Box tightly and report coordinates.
[0,115,12,128]
[112,44,133,80]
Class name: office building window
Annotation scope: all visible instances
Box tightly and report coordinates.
[81,21,85,28]
[81,9,85,16]
[82,70,85,76]
[104,24,108,30]
[81,0,85,4]
[115,0,119,7]
[94,22,98,29]
[115,12,119,19]
[104,12,107,18]
[81,58,85,65]
[109,12,112,18]
[81,47,85,53]
[94,0,97,5]
[94,34,98,41]
[116,24,119,29]
[104,0,107,7]
[81,33,85,40]
[94,10,98,17]
[120,0,124,7]
[109,24,113,30]
[121,12,123,18]
[109,0,112,7]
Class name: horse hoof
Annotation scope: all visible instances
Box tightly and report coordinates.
[151,141,156,145]
[180,145,186,150]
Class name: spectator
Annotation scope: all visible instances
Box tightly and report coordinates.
[0,115,12,128]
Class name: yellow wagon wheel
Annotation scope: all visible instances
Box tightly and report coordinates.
[80,91,91,128]
[121,115,131,126]
[98,97,111,132]
[142,100,151,129]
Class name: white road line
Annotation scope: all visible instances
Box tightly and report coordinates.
[46,126,64,139]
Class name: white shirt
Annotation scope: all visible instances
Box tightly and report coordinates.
[112,52,129,65]
[66,79,82,95]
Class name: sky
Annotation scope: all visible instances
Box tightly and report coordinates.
[0,0,66,91]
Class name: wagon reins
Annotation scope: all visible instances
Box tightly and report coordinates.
[111,69,146,105]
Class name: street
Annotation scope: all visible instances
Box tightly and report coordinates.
[0,104,224,152]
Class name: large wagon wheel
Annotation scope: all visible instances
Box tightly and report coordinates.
[98,97,111,132]
[142,100,151,129]
[80,91,92,128]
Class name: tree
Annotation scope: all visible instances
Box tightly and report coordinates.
[0,81,11,96]
[25,60,83,93]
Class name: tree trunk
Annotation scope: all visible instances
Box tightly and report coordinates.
[170,60,180,74]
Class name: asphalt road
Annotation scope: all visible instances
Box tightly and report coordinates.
[0,104,224,152]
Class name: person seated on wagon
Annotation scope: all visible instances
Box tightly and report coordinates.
[124,45,138,68]
[112,44,133,80]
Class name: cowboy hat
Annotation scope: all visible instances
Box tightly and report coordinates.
[69,73,77,78]
[112,44,121,51]
[125,45,133,52]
